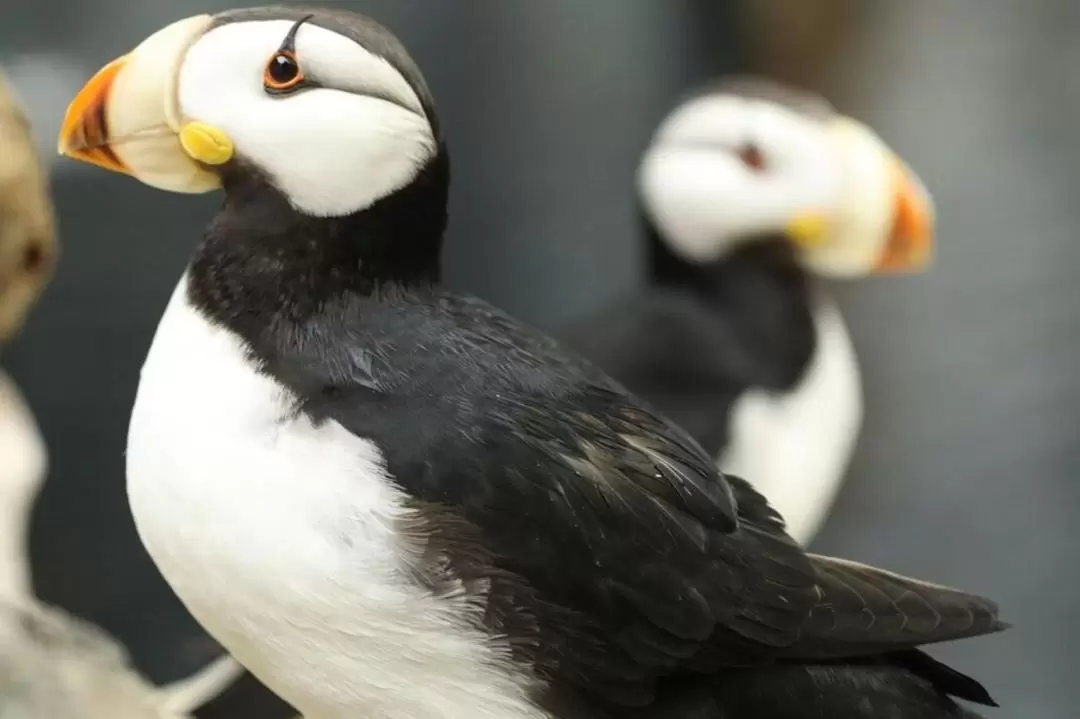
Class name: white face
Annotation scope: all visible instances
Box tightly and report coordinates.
[176,18,437,217]
[636,91,936,279]
[639,94,844,265]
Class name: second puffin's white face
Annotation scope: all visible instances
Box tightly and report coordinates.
[177,18,437,217]
[638,89,935,278]
[639,95,844,265]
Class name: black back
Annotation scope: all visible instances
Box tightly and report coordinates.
[184,172,1000,716]
[564,214,817,456]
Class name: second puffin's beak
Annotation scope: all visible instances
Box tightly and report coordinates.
[57,14,226,193]
[876,156,934,273]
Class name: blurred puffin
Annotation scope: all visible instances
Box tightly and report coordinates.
[565,80,934,544]
[58,8,1000,719]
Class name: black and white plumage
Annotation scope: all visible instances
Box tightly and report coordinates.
[58,8,1001,719]
[565,81,935,544]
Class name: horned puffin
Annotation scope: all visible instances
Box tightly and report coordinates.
[59,8,1002,719]
[565,80,934,545]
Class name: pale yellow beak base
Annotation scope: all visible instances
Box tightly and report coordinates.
[56,14,225,194]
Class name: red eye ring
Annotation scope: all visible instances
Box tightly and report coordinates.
[264,50,304,92]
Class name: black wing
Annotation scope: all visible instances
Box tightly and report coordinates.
[293,292,1003,707]
[632,651,991,718]
[560,291,749,456]
[560,284,815,458]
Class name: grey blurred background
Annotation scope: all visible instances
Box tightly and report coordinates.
[1,1,1075,717]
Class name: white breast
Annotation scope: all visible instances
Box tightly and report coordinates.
[719,298,863,545]
[126,277,548,719]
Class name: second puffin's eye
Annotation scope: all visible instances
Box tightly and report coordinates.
[264,51,303,92]
[737,142,767,172]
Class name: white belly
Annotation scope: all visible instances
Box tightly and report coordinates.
[126,277,546,719]
[720,298,862,545]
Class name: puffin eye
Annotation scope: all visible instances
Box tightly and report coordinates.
[264,51,304,93]
[737,142,767,172]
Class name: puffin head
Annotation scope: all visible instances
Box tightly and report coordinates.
[56,7,442,221]
[639,79,934,279]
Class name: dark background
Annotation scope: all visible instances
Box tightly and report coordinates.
[1,2,1075,717]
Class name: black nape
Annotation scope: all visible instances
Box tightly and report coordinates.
[186,145,449,337]
[643,212,817,392]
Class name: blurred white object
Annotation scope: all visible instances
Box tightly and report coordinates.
[0,600,240,719]
[0,371,45,602]
[0,369,242,716]
[0,63,242,718]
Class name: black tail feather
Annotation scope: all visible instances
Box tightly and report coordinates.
[891,649,998,708]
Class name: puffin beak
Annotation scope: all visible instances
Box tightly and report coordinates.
[876,157,934,273]
[58,14,225,193]
[58,55,133,175]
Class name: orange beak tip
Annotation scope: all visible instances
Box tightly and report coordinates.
[58,55,132,174]
[876,163,935,274]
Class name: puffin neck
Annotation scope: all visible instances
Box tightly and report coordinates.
[644,215,819,390]
[186,148,449,337]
